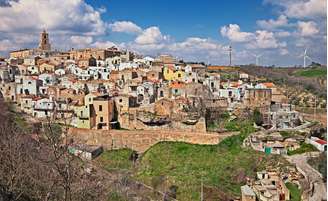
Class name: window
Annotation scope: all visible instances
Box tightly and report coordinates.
[178,73,181,78]
[80,111,83,116]
[160,91,164,97]
[119,99,122,103]
[100,116,103,122]
[175,89,178,93]
[99,105,102,111]
[28,81,32,84]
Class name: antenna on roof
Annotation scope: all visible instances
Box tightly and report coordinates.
[228,44,232,66]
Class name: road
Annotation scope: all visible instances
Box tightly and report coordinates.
[285,153,327,201]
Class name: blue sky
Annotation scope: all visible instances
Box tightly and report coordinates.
[0,0,326,66]
[89,0,270,40]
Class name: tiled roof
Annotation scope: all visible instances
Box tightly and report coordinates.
[315,139,327,145]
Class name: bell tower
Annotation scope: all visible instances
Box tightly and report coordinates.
[38,29,51,51]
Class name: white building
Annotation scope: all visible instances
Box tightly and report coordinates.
[306,137,327,152]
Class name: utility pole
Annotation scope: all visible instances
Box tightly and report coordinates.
[314,97,317,120]
[200,177,204,201]
[228,45,232,66]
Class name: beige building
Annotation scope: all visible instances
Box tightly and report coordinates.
[39,63,56,73]
[93,95,114,130]
[10,49,35,59]
[244,88,272,109]
[69,47,121,61]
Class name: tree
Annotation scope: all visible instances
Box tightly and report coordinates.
[253,108,263,126]
[0,100,110,201]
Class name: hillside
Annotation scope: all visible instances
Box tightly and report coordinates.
[241,66,327,107]
[293,67,326,78]
[97,121,291,200]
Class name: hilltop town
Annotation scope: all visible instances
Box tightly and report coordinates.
[0,30,326,201]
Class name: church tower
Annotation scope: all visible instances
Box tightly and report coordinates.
[38,29,51,51]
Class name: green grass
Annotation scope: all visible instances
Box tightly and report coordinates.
[293,67,326,78]
[286,182,301,201]
[224,120,254,133]
[280,131,304,139]
[107,191,127,201]
[96,148,135,171]
[287,143,318,155]
[280,131,294,139]
[134,121,289,200]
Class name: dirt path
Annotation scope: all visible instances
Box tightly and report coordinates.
[285,153,327,201]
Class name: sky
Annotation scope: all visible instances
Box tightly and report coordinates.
[0,0,326,66]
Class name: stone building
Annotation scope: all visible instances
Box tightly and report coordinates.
[69,47,121,61]
[243,88,272,109]
[38,30,51,51]
[93,95,114,130]
[262,103,301,129]
[241,185,256,201]
[10,49,35,59]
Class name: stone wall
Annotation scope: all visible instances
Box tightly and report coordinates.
[68,128,236,153]
[118,108,207,132]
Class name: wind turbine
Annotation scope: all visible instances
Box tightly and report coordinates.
[302,48,312,68]
[252,53,263,66]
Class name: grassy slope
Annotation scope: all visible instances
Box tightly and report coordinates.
[286,182,301,201]
[96,121,291,200]
[135,121,289,200]
[287,143,318,155]
[293,67,327,78]
[96,149,134,171]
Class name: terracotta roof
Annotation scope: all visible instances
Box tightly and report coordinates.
[230,82,240,87]
[315,139,327,145]
[170,81,185,89]
[262,82,275,88]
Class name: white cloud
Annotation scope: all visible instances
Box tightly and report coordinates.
[135,26,169,45]
[248,30,286,49]
[220,24,254,42]
[92,41,117,49]
[70,35,93,48]
[275,31,291,37]
[169,37,222,52]
[0,39,13,51]
[0,0,106,35]
[297,21,319,36]
[280,48,289,55]
[109,21,142,34]
[285,0,326,19]
[257,15,289,30]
